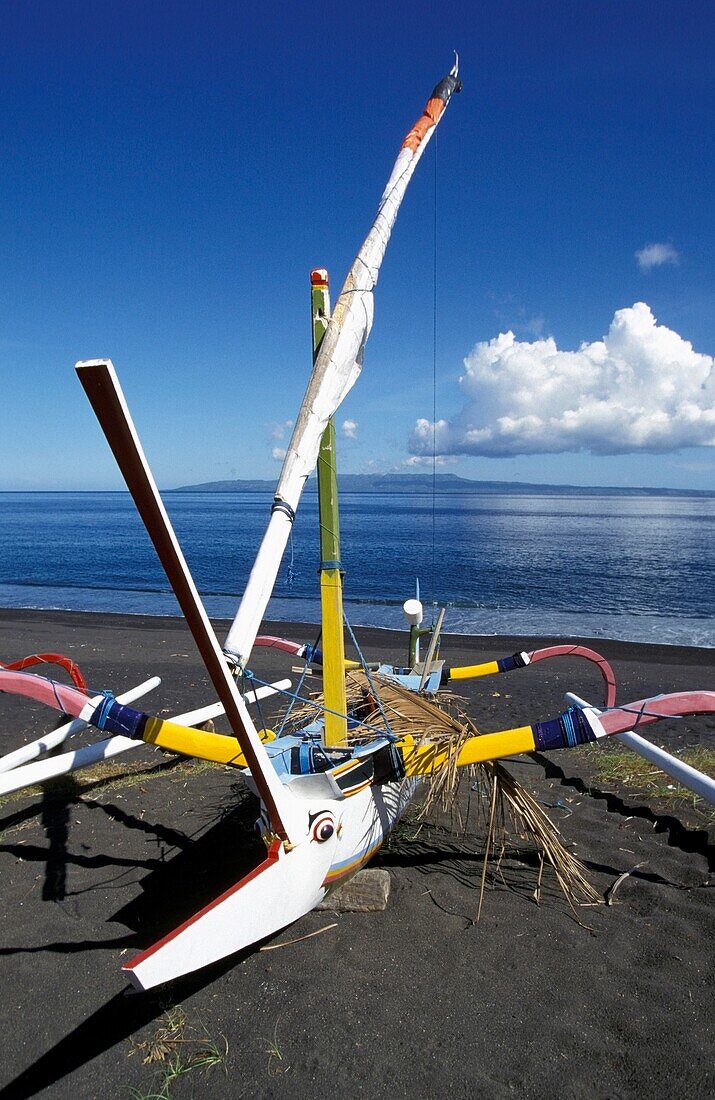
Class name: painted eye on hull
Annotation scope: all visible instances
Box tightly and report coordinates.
[311,813,335,843]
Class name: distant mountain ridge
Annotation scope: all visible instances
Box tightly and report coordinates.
[172,472,713,498]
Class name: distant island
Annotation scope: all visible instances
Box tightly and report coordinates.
[172,472,713,498]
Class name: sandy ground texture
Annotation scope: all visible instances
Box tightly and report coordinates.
[0,609,713,1100]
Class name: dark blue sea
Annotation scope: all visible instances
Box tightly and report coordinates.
[1,491,713,648]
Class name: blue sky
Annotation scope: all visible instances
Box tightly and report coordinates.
[1,0,713,491]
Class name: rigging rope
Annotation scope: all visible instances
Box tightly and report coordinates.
[243,669,392,741]
[431,132,438,625]
[343,615,394,740]
[274,626,322,736]
[286,528,296,588]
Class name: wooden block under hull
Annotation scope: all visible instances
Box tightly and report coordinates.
[317,868,391,912]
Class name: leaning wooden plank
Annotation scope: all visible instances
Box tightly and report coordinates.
[76,359,298,842]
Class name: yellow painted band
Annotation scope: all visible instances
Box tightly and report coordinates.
[398,725,535,776]
[449,660,500,681]
[320,567,348,747]
[142,717,274,767]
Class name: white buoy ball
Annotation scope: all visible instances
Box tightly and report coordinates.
[403,598,423,626]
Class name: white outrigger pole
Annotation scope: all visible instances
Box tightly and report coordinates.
[0,680,290,797]
[224,57,462,670]
[0,676,160,774]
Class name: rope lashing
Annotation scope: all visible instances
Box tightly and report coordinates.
[88,690,147,738]
[533,707,597,751]
[601,701,683,723]
[223,649,242,677]
[92,690,117,730]
[270,499,296,523]
[497,652,529,673]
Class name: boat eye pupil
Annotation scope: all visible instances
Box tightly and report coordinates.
[312,814,335,842]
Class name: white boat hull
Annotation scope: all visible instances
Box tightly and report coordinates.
[124,776,417,990]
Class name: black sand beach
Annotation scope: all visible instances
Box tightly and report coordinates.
[0,609,713,1099]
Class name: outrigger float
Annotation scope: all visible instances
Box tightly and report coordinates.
[2,60,714,991]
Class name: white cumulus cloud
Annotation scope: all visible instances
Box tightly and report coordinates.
[342,418,357,439]
[403,454,458,468]
[409,303,715,458]
[269,419,293,440]
[635,242,680,271]
[271,446,286,461]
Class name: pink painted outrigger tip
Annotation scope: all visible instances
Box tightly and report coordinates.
[598,690,715,736]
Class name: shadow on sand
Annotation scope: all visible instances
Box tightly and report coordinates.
[0,782,265,1099]
[533,751,715,873]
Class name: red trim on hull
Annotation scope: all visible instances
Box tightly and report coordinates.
[254,635,303,656]
[1,652,88,691]
[122,839,283,975]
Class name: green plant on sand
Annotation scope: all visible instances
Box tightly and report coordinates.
[259,1019,285,1077]
[128,1004,227,1099]
[581,741,715,820]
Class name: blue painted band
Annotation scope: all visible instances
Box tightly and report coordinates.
[90,694,147,739]
[532,707,596,751]
[303,644,324,666]
[497,652,528,673]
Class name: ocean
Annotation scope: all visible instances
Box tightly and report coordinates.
[1,490,713,648]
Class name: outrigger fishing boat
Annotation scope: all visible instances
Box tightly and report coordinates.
[2,60,714,992]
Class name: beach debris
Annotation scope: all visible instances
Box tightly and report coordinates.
[605,863,646,906]
[259,923,338,951]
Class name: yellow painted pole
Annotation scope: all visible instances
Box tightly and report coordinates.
[141,716,275,765]
[448,660,501,681]
[312,269,348,745]
[397,724,536,776]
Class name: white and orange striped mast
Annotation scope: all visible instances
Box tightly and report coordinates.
[224,57,462,673]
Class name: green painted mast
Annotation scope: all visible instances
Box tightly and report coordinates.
[312,269,348,745]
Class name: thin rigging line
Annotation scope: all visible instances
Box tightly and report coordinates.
[431,132,438,623]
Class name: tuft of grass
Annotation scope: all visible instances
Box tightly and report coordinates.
[260,1021,285,1077]
[128,1004,228,1099]
[580,742,715,817]
[0,753,227,812]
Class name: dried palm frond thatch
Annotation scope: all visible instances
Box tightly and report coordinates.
[277,670,599,911]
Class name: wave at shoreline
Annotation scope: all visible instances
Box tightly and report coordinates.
[1,582,712,649]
